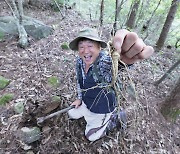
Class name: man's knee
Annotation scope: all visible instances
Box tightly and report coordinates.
[68,109,83,119]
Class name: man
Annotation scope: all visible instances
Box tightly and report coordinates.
[68,28,154,141]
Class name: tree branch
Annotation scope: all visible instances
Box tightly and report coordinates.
[154,59,180,86]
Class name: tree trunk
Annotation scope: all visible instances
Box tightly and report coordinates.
[142,0,162,41]
[161,77,180,121]
[126,0,140,29]
[113,0,125,34]
[53,0,65,19]
[156,0,179,50]
[17,0,28,48]
[5,0,28,48]
[99,0,104,27]
[145,0,162,30]
[135,0,147,27]
[113,0,119,34]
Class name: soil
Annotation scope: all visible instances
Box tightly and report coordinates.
[0,2,180,154]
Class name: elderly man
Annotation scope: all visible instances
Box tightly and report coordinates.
[68,28,154,141]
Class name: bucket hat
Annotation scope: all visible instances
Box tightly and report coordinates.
[69,28,107,51]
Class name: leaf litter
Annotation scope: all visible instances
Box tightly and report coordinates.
[0,3,180,154]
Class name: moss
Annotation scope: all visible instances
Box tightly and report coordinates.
[47,76,59,87]
[0,93,14,105]
[52,95,61,102]
[14,101,24,114]
[61,42,69,50]
[0,76,10,90]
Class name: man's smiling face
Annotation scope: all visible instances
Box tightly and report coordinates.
[78,39,101,67]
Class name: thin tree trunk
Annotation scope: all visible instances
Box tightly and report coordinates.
[156,0,179,49]
[11,0,19,17]
[113,0,119,34]
[126,0,140,29]
[16,0,28,48]
[154,59,180,86]
[17,0,24,18]
[135,0,146,27]
[99,0,104,27]
[145,0,162,29]
[5,0,28,48]
[113,0,125,34]
[142,0,162,41]
[53,0,65,19]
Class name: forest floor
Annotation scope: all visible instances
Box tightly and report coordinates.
[0,3,180,154]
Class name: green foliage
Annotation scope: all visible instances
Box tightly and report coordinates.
[0,76,10,90]
[61,42,69,50]
[154,0,171,14]
[176,5,180,19]
[47,76,59,87]
[0,93,14,105]
[167,20,180,47]
[68,0,180,49]
[170,109,180,122]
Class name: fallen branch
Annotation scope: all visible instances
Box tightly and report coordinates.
[154,59,180,86]
[53,0,65,19]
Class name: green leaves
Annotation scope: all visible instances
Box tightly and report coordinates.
[0,93,14,105]
[0,76,13,105]
[0,76,10,90]
[48,76,59,88]
[61,42,69,50]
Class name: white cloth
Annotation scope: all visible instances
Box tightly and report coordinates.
[68,102,113,141]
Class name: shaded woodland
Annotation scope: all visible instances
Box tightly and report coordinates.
[0,0,179,153]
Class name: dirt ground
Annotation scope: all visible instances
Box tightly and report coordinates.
[0,3,180,154]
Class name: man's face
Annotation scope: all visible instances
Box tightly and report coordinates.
[78,39,100,66]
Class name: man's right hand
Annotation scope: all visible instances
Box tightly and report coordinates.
[113,29,154,64]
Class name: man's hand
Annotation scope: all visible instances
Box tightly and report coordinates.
[71,99,81,108]
[113,29,154,64]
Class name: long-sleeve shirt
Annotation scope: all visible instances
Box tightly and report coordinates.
[76,51,113,100]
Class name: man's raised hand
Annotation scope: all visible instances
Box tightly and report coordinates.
[113,29,154,64]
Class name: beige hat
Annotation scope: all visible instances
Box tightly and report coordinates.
[69,28,107,51]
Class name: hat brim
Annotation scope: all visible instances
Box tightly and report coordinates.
[69,36,107,51]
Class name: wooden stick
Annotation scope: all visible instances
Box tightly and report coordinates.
[37,105,75,124]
